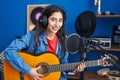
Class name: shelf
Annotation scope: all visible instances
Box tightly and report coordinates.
[89,44,120,51]
[102,44,120,51]
[68,71,109,80]
[96,15,120,18]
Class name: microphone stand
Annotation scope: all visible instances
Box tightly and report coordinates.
[79,38,88,80]
[79,51,86,80]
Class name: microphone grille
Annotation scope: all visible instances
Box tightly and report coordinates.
[65,33,82,54]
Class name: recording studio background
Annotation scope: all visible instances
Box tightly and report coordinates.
[0,0,120,71]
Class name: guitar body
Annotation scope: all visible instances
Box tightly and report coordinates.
[3,52,61,80]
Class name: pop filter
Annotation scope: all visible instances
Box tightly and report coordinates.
[65,33,83,54]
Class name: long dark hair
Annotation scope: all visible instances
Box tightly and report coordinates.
[33,4,67,53]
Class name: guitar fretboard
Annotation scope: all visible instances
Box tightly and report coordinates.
[48,60,100,72]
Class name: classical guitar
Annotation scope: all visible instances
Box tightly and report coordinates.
[3,52,112,80]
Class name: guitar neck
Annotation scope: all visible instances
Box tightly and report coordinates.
[48,60,100,72]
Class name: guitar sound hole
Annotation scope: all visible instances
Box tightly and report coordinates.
[36,62,49,76]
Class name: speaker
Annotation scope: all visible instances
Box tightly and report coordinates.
[113,25,120,44]
[39,14,48,27]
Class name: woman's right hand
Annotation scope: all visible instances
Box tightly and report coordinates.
[28,67,44,80]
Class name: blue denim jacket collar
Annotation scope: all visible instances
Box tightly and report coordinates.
[40,32,47,45]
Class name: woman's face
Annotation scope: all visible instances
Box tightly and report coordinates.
[46,12,63,34]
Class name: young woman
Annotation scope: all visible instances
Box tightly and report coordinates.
[4,4,85,80]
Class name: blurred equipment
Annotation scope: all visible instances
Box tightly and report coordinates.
[97,68,110,76]
[97,68,120,80]
[92,37,111,48]
[107,70,120,80]
[112,25,120,47]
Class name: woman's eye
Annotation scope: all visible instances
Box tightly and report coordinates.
[51,18,56,21]
[59,19,63,22]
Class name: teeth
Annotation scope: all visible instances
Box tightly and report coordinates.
[53,27,57,30]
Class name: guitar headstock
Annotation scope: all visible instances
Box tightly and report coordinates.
[99,54,118,67]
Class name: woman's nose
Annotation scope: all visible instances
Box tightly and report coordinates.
[55,21,60,26]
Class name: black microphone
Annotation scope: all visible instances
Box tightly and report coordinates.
[65,33,90,60]
[65,33,82,54]
[65,33,101,58]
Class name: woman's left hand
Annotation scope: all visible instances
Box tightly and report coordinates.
[74,62,85,72]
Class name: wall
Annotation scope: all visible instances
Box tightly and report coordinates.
[0,0,90,52]
[0,0,120,71]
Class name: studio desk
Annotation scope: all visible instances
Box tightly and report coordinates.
[67,71,109,80]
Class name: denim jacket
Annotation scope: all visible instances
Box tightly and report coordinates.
[4,31,69,80]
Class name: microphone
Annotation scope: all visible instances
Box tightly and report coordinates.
[65,33,101,58]
[65,33,82,54]
[65,33,90,60]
